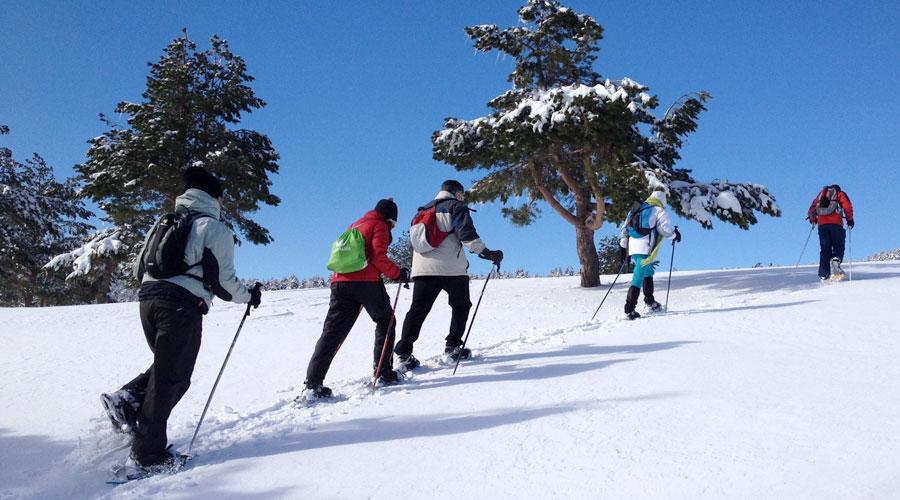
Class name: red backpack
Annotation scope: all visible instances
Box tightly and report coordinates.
[409,204,451,253]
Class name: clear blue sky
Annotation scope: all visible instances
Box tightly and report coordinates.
[3,1,898,280]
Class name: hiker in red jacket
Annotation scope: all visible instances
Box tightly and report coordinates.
[301,199,411,401]
[807,185,854,280]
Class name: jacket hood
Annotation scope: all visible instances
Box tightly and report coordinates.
[646,190,667,207]
[435,190,457,201]
[361,209,388,222]
[176,188,222,219]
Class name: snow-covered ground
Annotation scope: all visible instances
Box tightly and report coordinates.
[2,262,899,499]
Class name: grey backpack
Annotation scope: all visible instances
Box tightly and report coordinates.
[815,186,843,216]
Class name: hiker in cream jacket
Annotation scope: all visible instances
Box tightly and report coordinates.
[394,180,503,369]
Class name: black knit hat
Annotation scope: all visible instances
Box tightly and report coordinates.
[183,166,223,198]
[374,198,398,222]
[441,179,465,196]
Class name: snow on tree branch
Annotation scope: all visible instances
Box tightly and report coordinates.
[435,80,654,163]
[44,228,126,280]
[642,169,781,230]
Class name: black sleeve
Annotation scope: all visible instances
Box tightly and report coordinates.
[449,200,481,243]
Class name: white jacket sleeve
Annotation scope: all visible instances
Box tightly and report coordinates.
[201,221,252,304]
[619,223,629,249]
[655,208,676,239]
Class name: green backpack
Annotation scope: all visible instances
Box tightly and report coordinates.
[326,227,367,274]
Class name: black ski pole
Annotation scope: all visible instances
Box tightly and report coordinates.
[187,282,260,457]
[591,258,628,321]
[664,228,677,312]
[453,264,496,375]
[373,282,405,390]
[796,223,815,267]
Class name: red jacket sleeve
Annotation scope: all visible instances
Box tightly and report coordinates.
[838,191,854,221]
[369,221,401,280]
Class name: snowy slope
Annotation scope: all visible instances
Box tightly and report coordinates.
[2,262,899,499]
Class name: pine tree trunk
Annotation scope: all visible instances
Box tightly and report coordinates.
[95,265,113,304]
[574,189,601,288]
[575,224,600,287]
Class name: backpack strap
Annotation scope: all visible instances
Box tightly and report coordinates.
[181,211,213,283]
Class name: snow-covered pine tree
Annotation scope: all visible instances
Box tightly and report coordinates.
[867,249,900,262]
[0,127,94,306]
[433,0,780,287]
[44,228,128,304]
[69,30,280,300]
[388,230,413,270]
[597,234,626,275]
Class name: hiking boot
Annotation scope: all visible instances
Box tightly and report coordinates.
[397,354,421,372]
[377,369,402,386]
[443,346,472,362]
[127,448,186,476]
[626,311,641,321]
[101,390,140,434]
[293,383,333,406]
[302,384,333,399]
[830,258,845,280]
[624,285,641,316]
[645,301,662,313]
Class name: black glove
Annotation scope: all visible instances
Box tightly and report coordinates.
[398,267,411,285]
[847,219,854,229]
[809,216,818,225]
[249,282,262,309]
[478,248,504,269]
[618,246,628,262]
[673,227,682,243]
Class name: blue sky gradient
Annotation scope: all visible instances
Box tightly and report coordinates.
[3,1,897,280]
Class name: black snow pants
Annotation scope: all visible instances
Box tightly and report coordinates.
[305,281,396,387]
[394,275,472,357]
[124,295,203,465]
[817,223,846,278]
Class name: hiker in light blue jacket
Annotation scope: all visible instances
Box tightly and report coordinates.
[619,190,681,320]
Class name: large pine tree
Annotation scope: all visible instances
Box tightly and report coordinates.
[433,0,780,287]
[69,31,281,299]
[0,126,94,306]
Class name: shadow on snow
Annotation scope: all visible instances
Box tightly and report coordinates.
[0,428,73,499]
[206,392,682,466]
[586,264,900,299]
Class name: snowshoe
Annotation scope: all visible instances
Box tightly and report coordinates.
[829,258,845,281]
[625,311,641,321]
[645,301,663,313]
[396,354,421,373]
[442,346,472,363]
[101,390,140,434]
[108,450,190,484]
[293,384,333,406]
[375,369,403,386]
